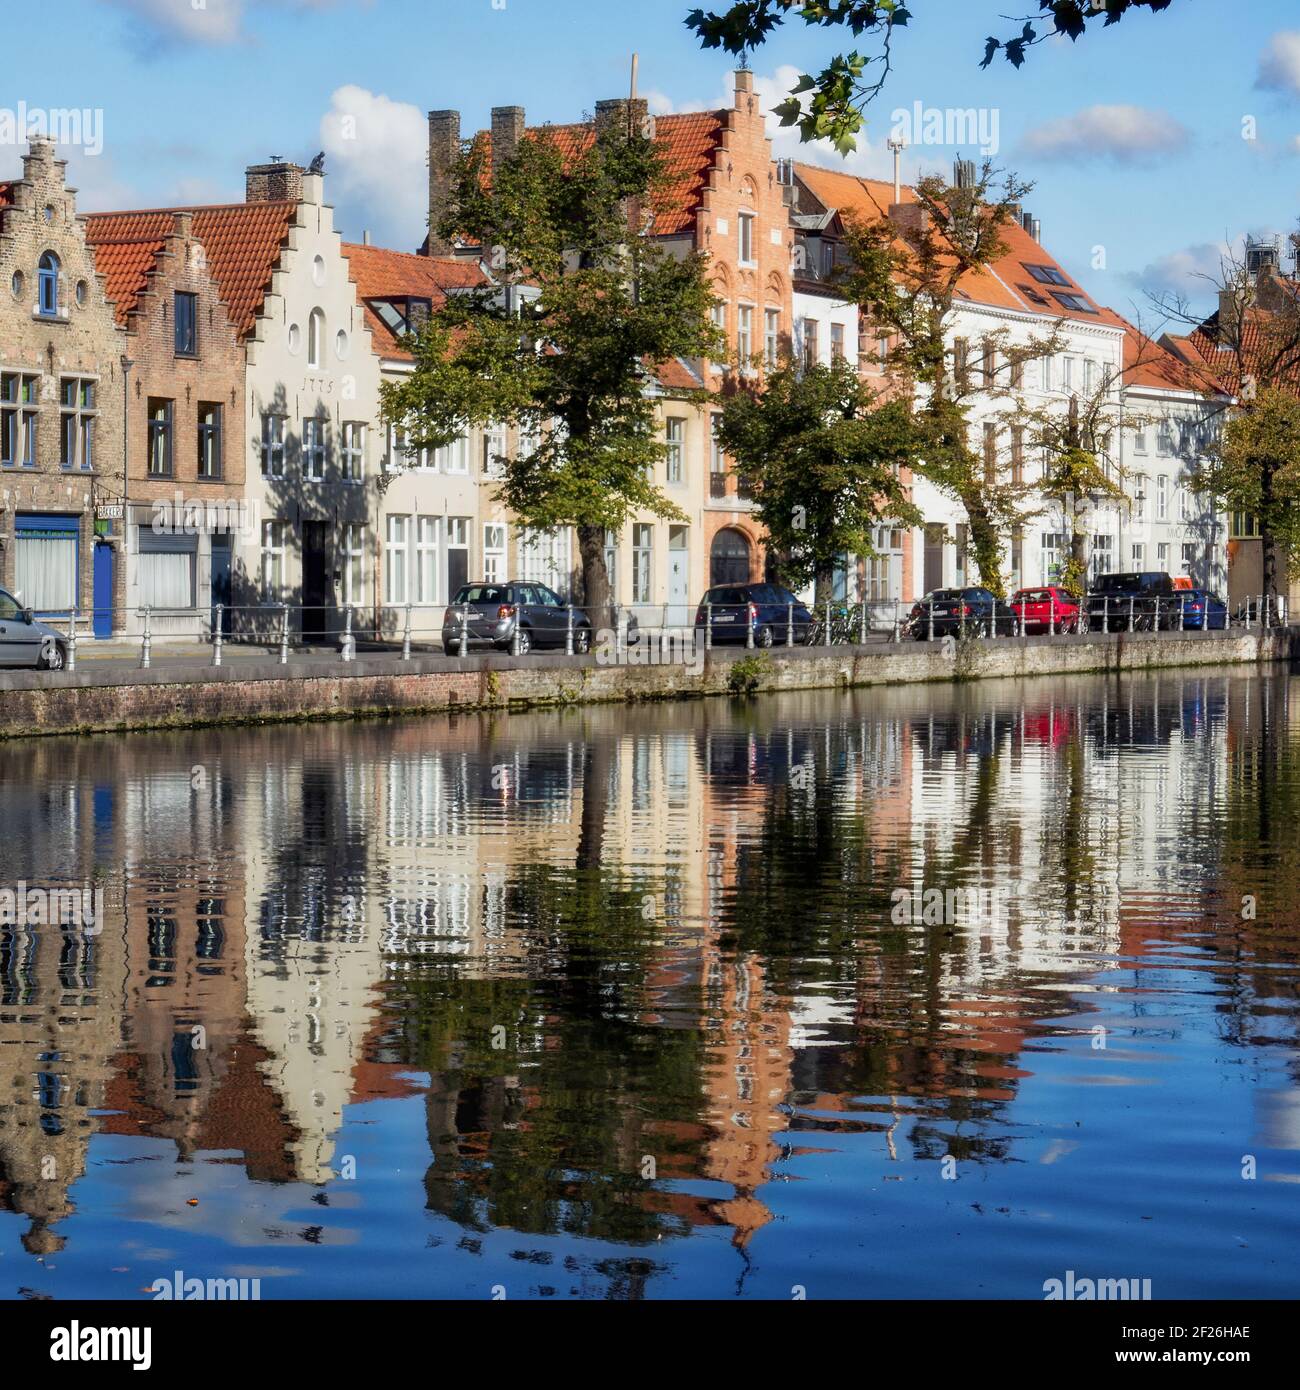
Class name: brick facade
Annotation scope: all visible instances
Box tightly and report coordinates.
[0,140,126,627]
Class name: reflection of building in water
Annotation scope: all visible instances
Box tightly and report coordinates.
[0,756,130,1255]
[237,731,385,1185]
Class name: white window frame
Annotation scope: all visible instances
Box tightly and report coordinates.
[341,421,365,483]
[385,514,410,606]
[738,211,756,267]
[303,417,327,482]
[261,520,285,597]
[342,523,365,607]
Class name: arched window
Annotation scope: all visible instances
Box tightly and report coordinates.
[308,308,325,368]
[38,252,59,317]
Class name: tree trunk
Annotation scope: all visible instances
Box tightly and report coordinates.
[963,494,1004,599]
[813,568,835,607]
[577,523,615,633]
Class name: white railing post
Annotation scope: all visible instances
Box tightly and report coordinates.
[280,604,290,665]
[1128,595,1135,633]
[1103,596,1110,634]
[928,600,935,643]
[140,606,152,669]
[746,604,755,649]
[787,602,795,647]
[402,603,412,660]
[341,606,355,662]
[67,607,77,672]
[705,601,713,651]
[566,605,575,656]
[859,600,868,645]
[1180,594,1186,632]
[212,604,224,667]
[458,603,470,658]
[823,600,832,647]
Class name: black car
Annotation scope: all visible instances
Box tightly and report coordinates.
[442,582,592,655]
[694,582,815,647]
[908,587,1014,640]
[1086,572,1177,632]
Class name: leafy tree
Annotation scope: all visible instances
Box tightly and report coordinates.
[1150,241,1300,604]
[713,357,920,600]
[1203,388,1300,587]
[834,162,1057,597]
[382,120,722,626]
[686,1,1184,153]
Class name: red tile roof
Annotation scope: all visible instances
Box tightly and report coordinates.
[342,241,489,360]
[86,236,168,325]
[472,112,724,238]
[85,202,296,337]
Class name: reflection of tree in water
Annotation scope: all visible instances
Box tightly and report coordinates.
[387,736,710,1261]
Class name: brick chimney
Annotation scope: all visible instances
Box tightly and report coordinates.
[427,109,460,257]
[889,203,930,238]
[246,159,304,203]
[491,106,526,177]
[595,98,651,139]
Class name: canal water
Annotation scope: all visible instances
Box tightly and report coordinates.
[1,670,1298,1300]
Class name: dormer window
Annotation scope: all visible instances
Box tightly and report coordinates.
[1023,263,1071,287]
[370,297,433,339]
[38,251,59,317]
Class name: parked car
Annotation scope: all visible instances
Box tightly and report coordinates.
[694,583,815,647]
[1086,572,1177,632]
[1178,589,1229,630]
[0,588,69,669]
[907,587,1015,640]
[441,582,593,656]
[1009,586,1083,635]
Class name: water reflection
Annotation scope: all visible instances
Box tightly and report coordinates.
[1,671,1299,1298]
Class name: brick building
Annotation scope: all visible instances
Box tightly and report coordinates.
[85,210,248,637]
[0,139,126,635]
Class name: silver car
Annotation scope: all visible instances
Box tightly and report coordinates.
[0,588,69,669]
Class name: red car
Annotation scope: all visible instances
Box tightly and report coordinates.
[1009,586,1083,634]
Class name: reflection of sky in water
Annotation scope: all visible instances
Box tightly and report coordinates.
[1,672,1299,1299]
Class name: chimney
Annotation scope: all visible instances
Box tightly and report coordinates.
[953,158,976,190]
[427,109,461,257]
[363,229,372,247]
[245,159,304,203]
[491,105,526,177]
[889,203,930,238]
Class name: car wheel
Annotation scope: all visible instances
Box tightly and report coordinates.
[514,627,532,656]
[443,645,460,657]
[757,625,774,649]
[574,627,591,655]
[38,640,65,671]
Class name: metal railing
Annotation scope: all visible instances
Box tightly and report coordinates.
[11,591,1282,675]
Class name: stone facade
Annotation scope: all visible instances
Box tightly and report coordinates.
[0,140,126,629]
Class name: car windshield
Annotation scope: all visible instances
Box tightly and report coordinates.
[454,585,510,605]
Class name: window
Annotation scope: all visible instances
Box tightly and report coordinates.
[385,515,410,605]
[303,418,326,481]
[342,524,365,608]
[1083,359,1097,393]
[415,517,439,602]
[1179,482,1190,521]
[516,527,570,590]
[1131,543,1145,566]
[174,292,198,356]
[0,374,38,468]
[765,308,780,368]
[147,398,173,477]
[261,412,284,478]
[1232,512,1260,539]
[1063,356,1076,390]
[262,521,286,596]
[37,252,59,317]
[982,339,997,383]
[666,417,685,484]
[737,304,753,368]
[60,378,95,472]
[483,423,507,479]
[308,308,325,369]
[483,523,508,584]
[1041,355,1054,392]
[341,421,365,483]
[830,321,846,363]
[1133,426,1147,455]
[1156,474,1168,521]
[632,524,653,604]
[982,422,998,483]
[953,337,969,389]
[1181,542,1196,571]
[1010,356,1025,390]
[802,318,819,371]
[1157,420,1175,456]
[710,413,727,500]
[1011,426,1024,485]
[387,423,430,472]
[1133,476,1146,521]
[1090,534,1114,578]
[1157,541,1170,568]
[1024,264,1071,287]
[438,432,469,474]
[604,530,618,602]
[1041,532,1066,582]
[197,403,222,478]
[1052,292,1098,314]
[738,212,755,266]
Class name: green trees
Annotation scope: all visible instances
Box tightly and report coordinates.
[713,358,919,600]
[686,1,1185,154]
[382,118,721,625]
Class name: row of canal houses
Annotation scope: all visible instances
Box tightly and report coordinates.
[0,70,1239,642]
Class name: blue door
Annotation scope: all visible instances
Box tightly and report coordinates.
[93,541,114,638]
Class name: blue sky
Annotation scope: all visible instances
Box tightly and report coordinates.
[6,0,1300,323]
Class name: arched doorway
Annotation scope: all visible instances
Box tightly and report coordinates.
[710,528,751,587]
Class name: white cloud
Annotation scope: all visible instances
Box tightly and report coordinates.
[1257,30,1300,98]
[96,0,354,47]
[320,85,428,250]
[1020,104,1190,165]
[1132,241,1234,301]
